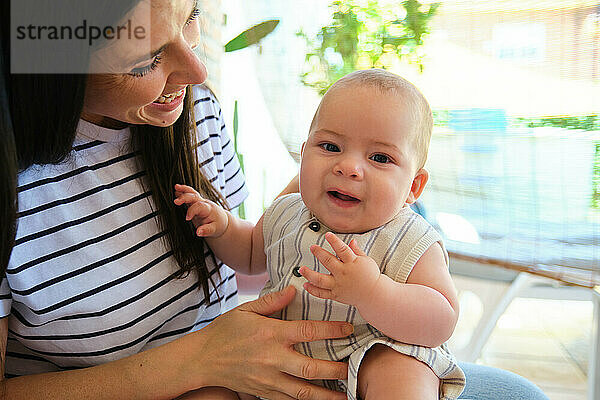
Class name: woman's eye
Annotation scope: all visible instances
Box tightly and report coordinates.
[371,154,390,163]
[185,7,201,26]
[129,55,162,78]
[321,143,340,152]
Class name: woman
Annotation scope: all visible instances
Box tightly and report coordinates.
[0,1,549,399]
[1,1,349,399]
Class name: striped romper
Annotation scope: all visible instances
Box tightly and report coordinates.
[260,193,465,400]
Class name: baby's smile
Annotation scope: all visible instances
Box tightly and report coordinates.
[327,190,361,208]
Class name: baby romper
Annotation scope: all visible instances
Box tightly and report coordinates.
[260,193,465,400]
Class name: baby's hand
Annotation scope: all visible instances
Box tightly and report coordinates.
[174,184,229,238]
[299,232,381,307]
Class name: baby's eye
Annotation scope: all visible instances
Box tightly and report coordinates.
[370,154,390,164]
[320,143,340,152]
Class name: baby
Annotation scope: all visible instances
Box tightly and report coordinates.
[175,69,465,399]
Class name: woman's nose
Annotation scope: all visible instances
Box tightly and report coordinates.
[168,39,208,85]
[334,157,363,179]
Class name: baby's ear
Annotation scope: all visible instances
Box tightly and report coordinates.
[406,168,429,204]
[300,142,307,157]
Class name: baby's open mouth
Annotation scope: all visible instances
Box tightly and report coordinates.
[328,191,360,202]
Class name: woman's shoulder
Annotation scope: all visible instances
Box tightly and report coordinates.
[190,84,223,136]
[191,84,219,110]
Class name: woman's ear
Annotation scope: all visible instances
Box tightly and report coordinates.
[406,168,429,204]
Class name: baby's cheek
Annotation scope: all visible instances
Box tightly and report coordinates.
[376,196,403,220]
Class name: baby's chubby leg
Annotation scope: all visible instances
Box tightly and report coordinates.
[174,387,257,400]
[357,344,439,400]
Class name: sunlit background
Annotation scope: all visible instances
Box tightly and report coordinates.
[200,1,600,398]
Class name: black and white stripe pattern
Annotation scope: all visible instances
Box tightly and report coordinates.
[1,85,248,376]
[260,194,465,400]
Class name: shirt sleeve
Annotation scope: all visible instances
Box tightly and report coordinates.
[0,275,12,318]
[191,84,249,210]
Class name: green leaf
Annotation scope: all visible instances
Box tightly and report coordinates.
[224,20,280,52]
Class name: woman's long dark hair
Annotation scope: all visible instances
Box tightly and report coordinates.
[1,0,227,300]
[131,95,228,301]
[0,32,17,275]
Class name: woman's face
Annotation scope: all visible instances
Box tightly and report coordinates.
[82,0,206,128]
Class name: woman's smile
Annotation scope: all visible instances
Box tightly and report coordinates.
[154,88,186,104]
[82,0,206,128]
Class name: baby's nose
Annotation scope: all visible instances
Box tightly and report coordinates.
[334,158,363,179]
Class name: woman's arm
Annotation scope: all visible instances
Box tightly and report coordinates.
[0,287,351,400]
[277,174,299,197]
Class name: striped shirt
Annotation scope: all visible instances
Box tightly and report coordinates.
[1,85,248,376]
[260,194,465,399]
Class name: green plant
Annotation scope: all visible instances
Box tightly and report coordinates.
[298,0,439,95]
[225,20,280,53]
[231,100,246,218]
[223,20,280,219]
[593,142,600,210]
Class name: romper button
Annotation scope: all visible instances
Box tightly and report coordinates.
[308,221,320,232]
[292,266,302,277]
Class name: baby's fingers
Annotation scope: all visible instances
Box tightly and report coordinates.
[174,183,199,195]
[186,201,212,221]
[348,239,367,257]
[309,245,340,274]
[196,222,220,237]
[174,192,202,206]
[325,232,356,263]
[299,266,335,289]
[303,282,333,300]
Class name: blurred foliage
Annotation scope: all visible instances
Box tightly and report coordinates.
[433,112,600,132]
[512,115,600,131]
[432,109,449,127]
[298,0,439,95]
[431,111,600,210]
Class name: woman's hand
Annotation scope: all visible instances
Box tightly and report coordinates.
[185,286,352,400]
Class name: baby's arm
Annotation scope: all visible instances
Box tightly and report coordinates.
[174,184,266,275]
[300,232,459,348]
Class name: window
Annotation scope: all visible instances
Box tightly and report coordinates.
[221,0,599,287]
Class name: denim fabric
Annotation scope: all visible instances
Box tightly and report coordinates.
[459,362,549,400]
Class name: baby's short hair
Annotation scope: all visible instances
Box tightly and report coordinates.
[314,69,433,169]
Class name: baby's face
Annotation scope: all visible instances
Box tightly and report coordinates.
[300,85,425,233]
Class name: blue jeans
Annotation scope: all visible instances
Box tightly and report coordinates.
[459,362,549,400]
